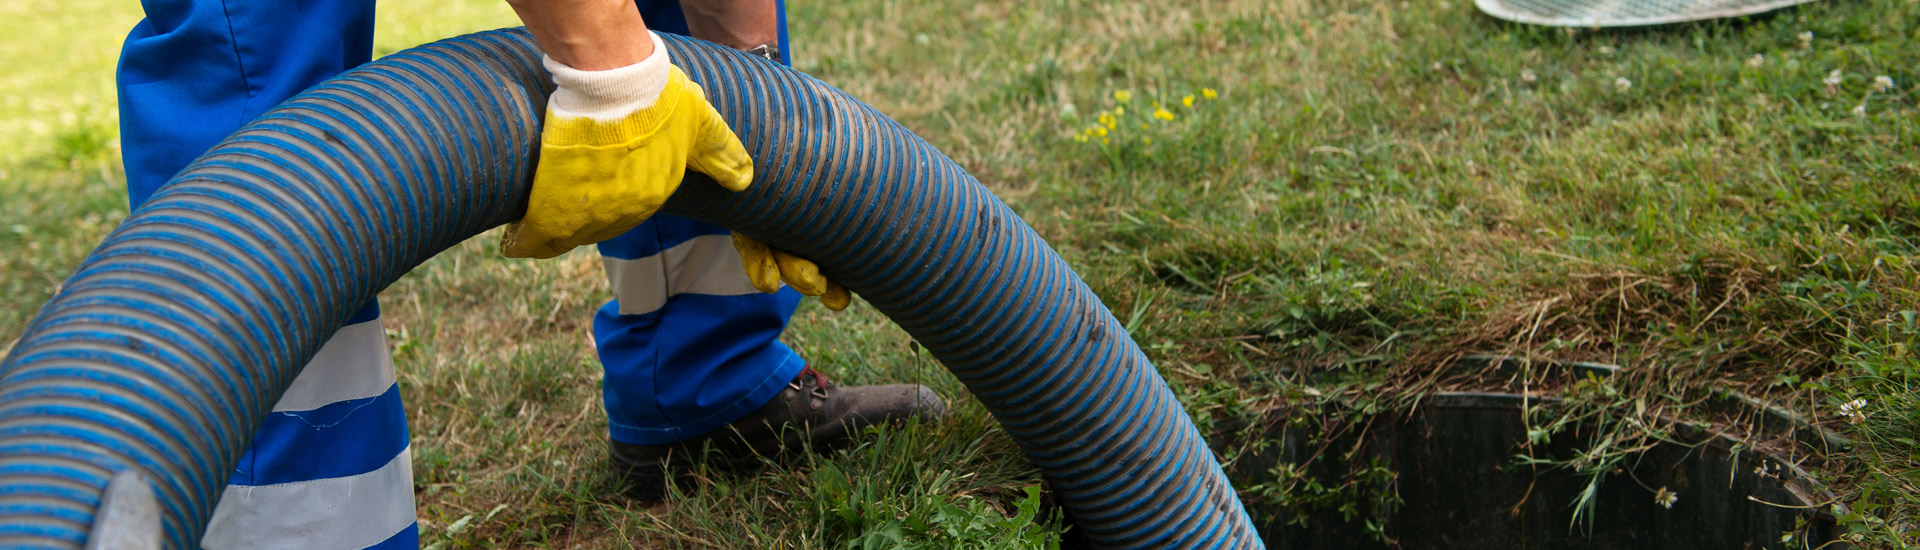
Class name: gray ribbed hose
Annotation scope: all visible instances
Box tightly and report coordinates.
[0,29,1264,549]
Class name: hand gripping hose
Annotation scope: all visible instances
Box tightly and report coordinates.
[0,29,1264,549]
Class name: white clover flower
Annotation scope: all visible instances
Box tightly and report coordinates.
[1853,104,1867,117]
[1598,46,1615,55]
[1432,61,1444,71]
[1521,68,1537,83]
[1746,54,1765,68]
[1873,75,1895,92]
[1798,31,1814,48]
[1825,70,1844,87]
[1840,398,1868,423]
[1614,77,1632,92]
[1654,487,1679,509]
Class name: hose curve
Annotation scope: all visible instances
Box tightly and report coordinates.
[0,29,1263,549]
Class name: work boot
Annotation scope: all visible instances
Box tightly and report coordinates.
[610,366,947,502]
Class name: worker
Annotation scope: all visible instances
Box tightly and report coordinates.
[114,0,947,548]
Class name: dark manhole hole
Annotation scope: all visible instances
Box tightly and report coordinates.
[1224,392,1843,550]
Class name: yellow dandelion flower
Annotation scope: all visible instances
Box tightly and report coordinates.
[1144,137,1152,145]
[1153,107,1175,121]
[1098,113,1116,128]
[1115,106,1126,116]
[1093,126,1108,137]
[1114,90,1133,103]
[1074,133,1088,142]
[1202,87,1218,99]
[1182,95,1195,107]
[1141,123,1150,129]
[1100,137,1110,145]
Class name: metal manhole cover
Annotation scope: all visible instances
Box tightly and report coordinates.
[1475,0,1820,26]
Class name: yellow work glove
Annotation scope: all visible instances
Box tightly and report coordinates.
[733,232,852,311]
[502,32,753,259]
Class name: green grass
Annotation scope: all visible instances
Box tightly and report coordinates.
[4,0,1919,547]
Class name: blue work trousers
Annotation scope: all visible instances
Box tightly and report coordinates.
[116,1,802,548]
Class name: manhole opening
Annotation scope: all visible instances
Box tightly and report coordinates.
[1227,392,1842,550]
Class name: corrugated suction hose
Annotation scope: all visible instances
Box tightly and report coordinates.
[0,29,1263,549]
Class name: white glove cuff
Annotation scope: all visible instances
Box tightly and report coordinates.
[543,31,671,123]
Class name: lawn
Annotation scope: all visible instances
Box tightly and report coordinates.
[2,0,1917,547]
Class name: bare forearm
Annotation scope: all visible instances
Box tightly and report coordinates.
[680,0,779,50]
[507,0,654,70]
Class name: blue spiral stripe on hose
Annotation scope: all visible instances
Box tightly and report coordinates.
[0,29,1264,549]
[4,361,219,459]
[0,463,103,505]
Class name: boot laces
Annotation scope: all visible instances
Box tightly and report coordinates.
[791,366,832,398]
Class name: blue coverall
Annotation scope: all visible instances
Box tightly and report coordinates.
[116,1,803,547]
